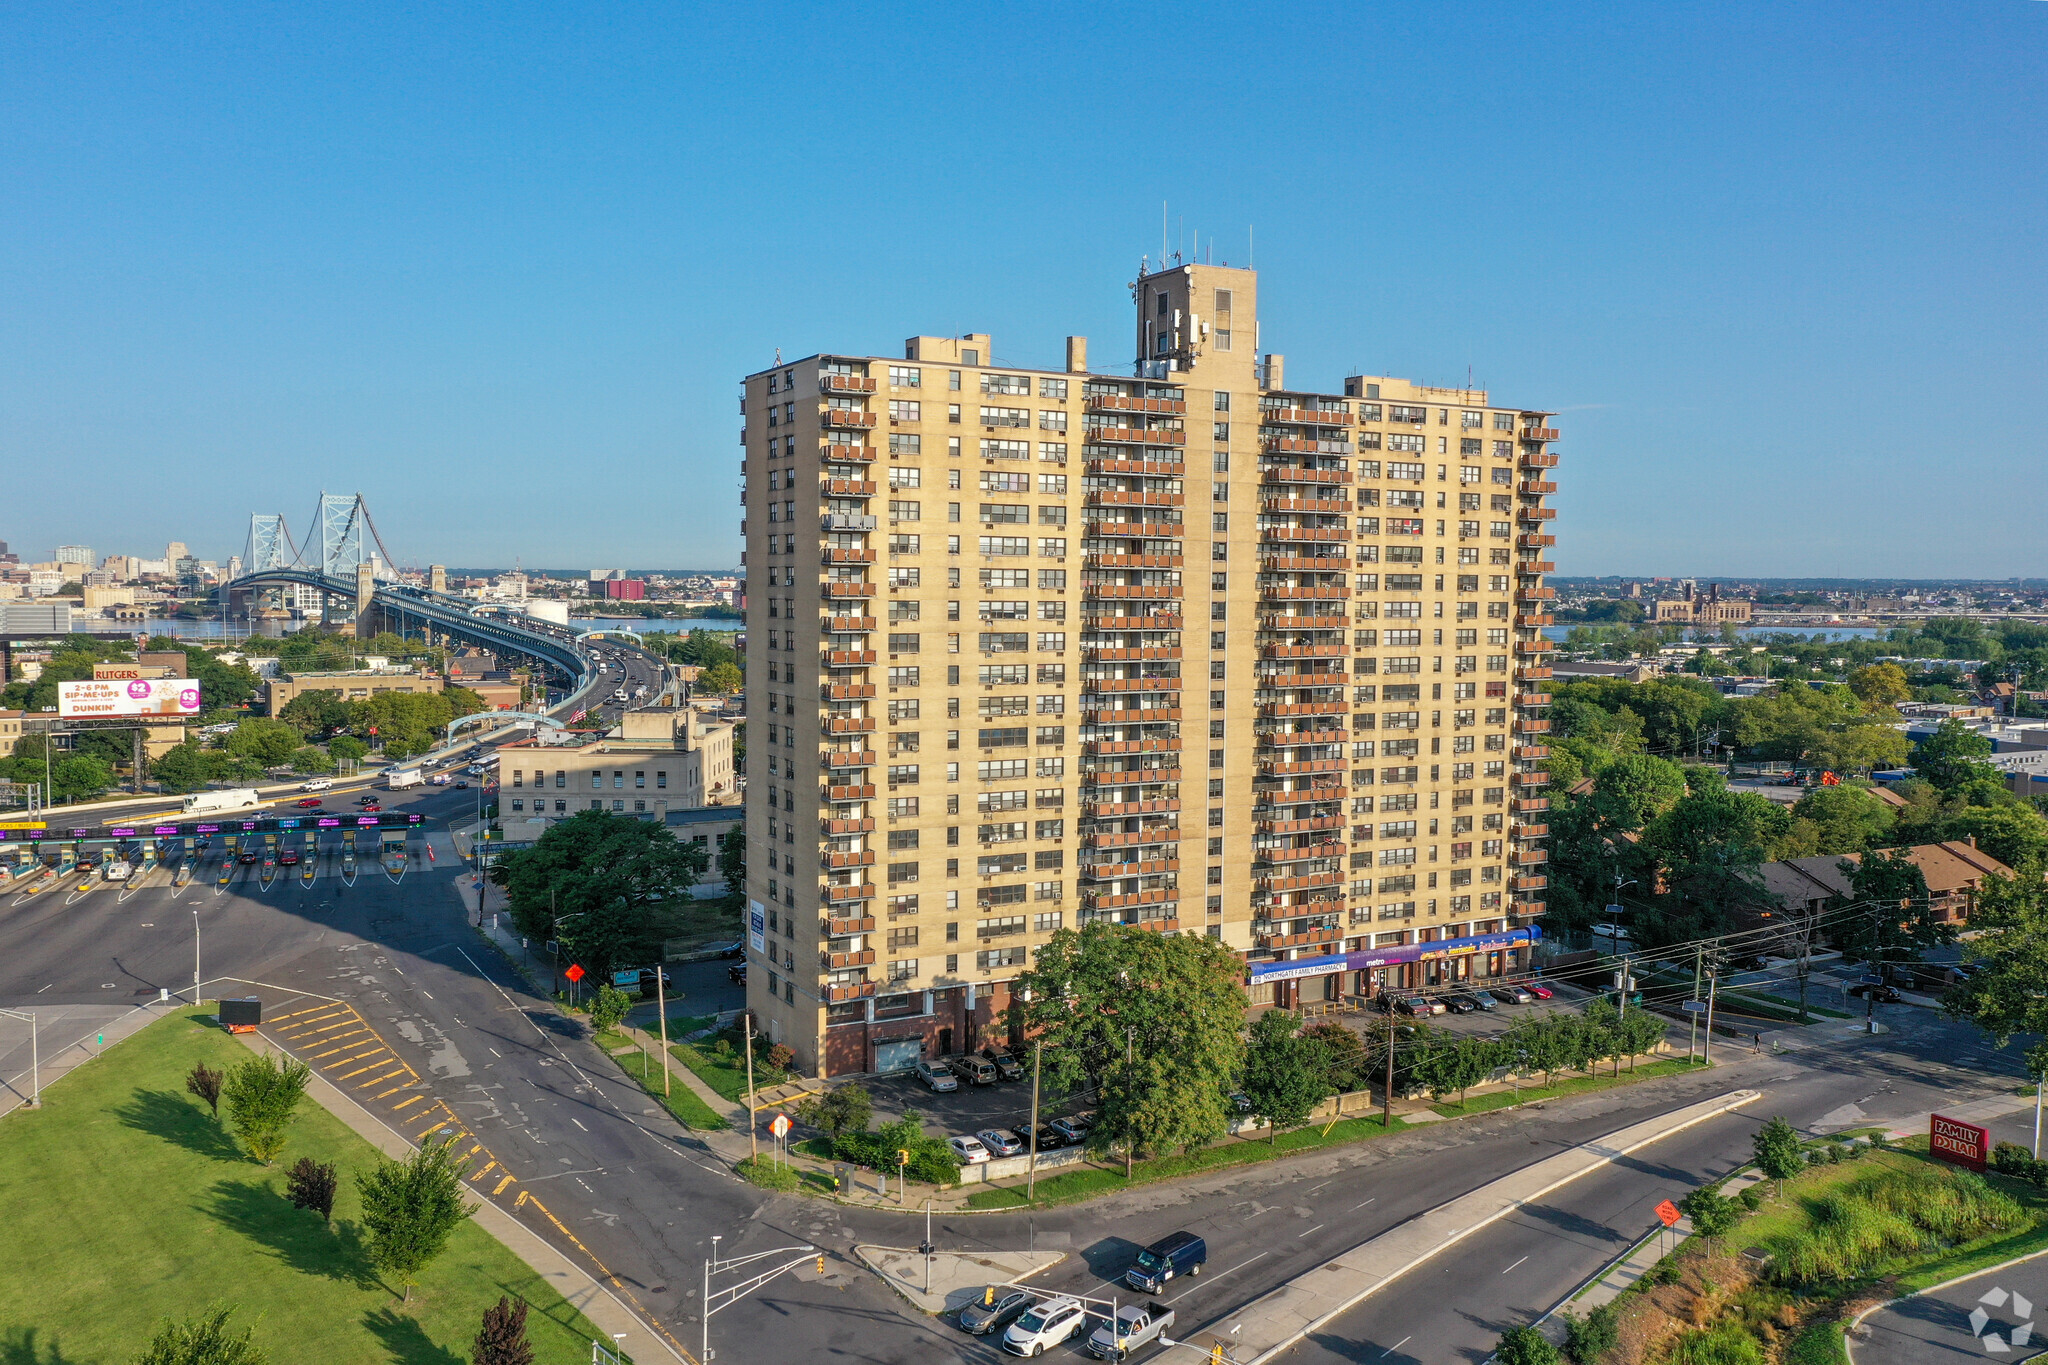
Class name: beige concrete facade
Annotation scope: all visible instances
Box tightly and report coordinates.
[264,669,444,712]
[741,264,1557,1078]
[497,706,738,840]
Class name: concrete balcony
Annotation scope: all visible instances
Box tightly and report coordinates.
[823,782,876,801]
[1517,614,1554,628]
[1081,706,1182,724]
[1517,534,1556,550]
[1261,435,1352,455]
[1087,425,1187,446]
[1511,771,1551,788]
[1261,643,1346,660]
[1515,586,1556,602]
[1513,823,1549,841]
[1081,518,1184,540]
[1082,645,1182,662]
[1517,665,1554,682]
[1080,796,1180,817]
[1516,744,1550,762]
[1258,671,1350,690]
[1132,916,1182,933]
[821,883,877,903]
[1083,738,1182,757]
[822,682,877,699]
[822,442,877,462]
[823,616,876,632]
[821,817,876,836]
[1516,718,1551,735]
[1521,560,1556,573]
[1078,857,1180,879]
[822,514,878,532]
[1261,465,1352,485]
[1084,456,1185,477]
[1517,692,1553,707]
[1255,814,1345,836]
[1083,887,1178,911]
[1258,526,1351,543]
[822,749,876,768]
[1258,584,1350,601]
[1259,613,1349,631]
[1513,797,1550,814]
[823,581,877,598]
[1082,614,1183,632]
[1518,480,1557,495]
[823,849,875,869]
[823,914,876,936]
[825,981,877,1003]
[1257,840,1346,865]
[1261,406,1350,426]
[821,478,877,497]
[1513,639,1555,655]
[1261,497,1352,515]
[1513,874,1548,892]
[1253,869,1343,894]
[1088,393,1187,415]
[1258,700,1349,718]
[1257,757,1345,776]
[1516,506,1556,522]
[1083,583,1182,600]
[1258,729,1347,748]
[822,409,878,429]
[1512,849,1549,867]
[825,716,877,734]
[1080,827,1180,850]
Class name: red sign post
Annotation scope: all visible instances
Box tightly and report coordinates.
[1930,1113,1989,1170]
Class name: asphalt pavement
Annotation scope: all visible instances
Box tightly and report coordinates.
[0,779,2033,1365]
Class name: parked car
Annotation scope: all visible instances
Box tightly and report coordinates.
[1491,985,1533,1005]
[948,1135,991,1164]
[949,1055,999,1086]
[1047,1115,1092,1146]
[977,1128,1024,1158]
[1525,982,1555,1000]
[959,1286,1036,1336]
[914,1060,959,1093]
[1086,1303,1176,1360]
[1124,1231,1207,1294]
[1452,990,1495,1012]
[1013,1121,1066,1152]
[1441,994,1476,1015]
[1002,1297,1087,1357]
[981,1048,1026,1081]
[1848,981,1903,1003]
[1393,995,1433,1017]
[727,963,747,986]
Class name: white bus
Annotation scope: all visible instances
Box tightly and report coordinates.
[182,788,263,816]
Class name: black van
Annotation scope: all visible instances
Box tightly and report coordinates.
[1125,1231,1207,1293]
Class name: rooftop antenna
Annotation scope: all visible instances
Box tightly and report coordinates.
[1177,214,1183,264]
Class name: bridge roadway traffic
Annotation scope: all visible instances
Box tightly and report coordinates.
[0,780,2025,1363]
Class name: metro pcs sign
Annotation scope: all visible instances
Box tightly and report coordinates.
[1930,1113,1989,1171]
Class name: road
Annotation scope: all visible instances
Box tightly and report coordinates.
[0,784,2031,1364]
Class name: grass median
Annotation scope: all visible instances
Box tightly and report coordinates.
[596,1031,729,1131]
[1428,1055,1706,1118]
[0,1007,611,1363]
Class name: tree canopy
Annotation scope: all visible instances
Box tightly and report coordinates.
[493,810,707,983]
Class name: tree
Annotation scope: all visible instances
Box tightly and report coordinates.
[1803,720,1911,777]
[1846,663,1912,710]
[277,688,350,737]
[224,718,302,768]
[357,1136,473,1302]
[1302,1021,1369,1093]
[1942,805,2048,872]
[1010,923,1245,1165]
[154,741,215,795]
[1423,1034,1504,1105]
[134,1302,269,1365]
[472,1296,535,1365]
[1679,1182,1741,1241]
[1944,872,2048,1076]
[1562,1303,1620,1365]
[588,983,631,1033]
[327,734,369,765]
[494,810,708,985]
[698,662,743,695]
[717,824,746,899]
[1494,1324,1561,1365]
[795,1082,873,1138]
[1834,848,1954,974]
[221,1053,311,1165]
[1754,1116,1804,1193]
[285,1157,339,1224]
[185,1062,224,1118]
[289,745,336,775]
[1242,1010,1334,1142]
[1786,784,1894,856]
[50,754,115,802]
[1914,718,2000,792]
[1637,788,1787,947]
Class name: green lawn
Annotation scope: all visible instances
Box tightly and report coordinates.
[964,1113,1403,1210]
[1428,1056,1706,1118]
[606,1044,729,1131]
[0,1008,613,1364]
[668,1032,788,1103]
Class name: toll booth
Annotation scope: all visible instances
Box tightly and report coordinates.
[380,830,408,864]
[57,845,76,874]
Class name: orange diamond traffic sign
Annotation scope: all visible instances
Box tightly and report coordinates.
[564,963,585,983]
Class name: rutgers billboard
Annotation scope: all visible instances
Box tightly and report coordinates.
[1930,1113,1989,1171]
[57,677,201,719]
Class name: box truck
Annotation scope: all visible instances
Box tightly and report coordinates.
[182,788,263,816]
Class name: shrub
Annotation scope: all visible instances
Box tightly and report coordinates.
[222,1053,311,1166]
[1754,1116,1805,1183]
[767,1043,795,1073]
[1775,1166,2024,1285]
[1494,1325,1561,1365]
[135,1302,269,1365]
[1667,1320,1767,1365]
[1738,1185,1765,1212]
[185,1062,224,1118]
[284,1156,339,1223]
[737,1156,801,1192]
[1562,1302,1620,1364]
[795,1083,873,1138]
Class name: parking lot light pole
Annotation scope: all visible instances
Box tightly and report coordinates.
[0,1008,39,1108]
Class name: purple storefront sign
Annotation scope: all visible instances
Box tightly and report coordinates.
[1247,925,1542,986]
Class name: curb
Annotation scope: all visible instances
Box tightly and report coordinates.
[1843,1247,2048,1365]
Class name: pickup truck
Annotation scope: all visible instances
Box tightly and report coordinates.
[1085,1304,1174,1360]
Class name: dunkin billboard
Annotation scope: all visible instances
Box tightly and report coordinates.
[1930,1113,1989,1171]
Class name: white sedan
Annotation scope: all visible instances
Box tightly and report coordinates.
[1003,1297,1087,1357]
[948,1135,991,1165]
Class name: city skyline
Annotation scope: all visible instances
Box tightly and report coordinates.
[3,4,2042,575]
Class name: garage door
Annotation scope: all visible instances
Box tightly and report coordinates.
[873,1038,923,1075]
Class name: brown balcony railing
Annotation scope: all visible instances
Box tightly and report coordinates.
[822,409,878,428]
[824,914,876,936]
[822,442,876,462]
[824,782,876,801]
[1519,426,1560,442]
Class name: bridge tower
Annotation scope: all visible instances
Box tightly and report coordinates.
[429,564,447,594]
[356,562,376,625]
[319,492,368,578]
[246,514,290,575]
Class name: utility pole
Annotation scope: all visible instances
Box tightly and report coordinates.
[1703,967,1718,1065]
[743,1011,759,1165]
[1124,1026,1135,1179]
[2034,1072,2043,1161]
[1383,1009,1395,1131]
[1026,1041,1043,1203]
[655,957,671,1097]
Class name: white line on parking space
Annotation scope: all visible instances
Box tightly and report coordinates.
[1502,1255,1528,1274]
[571,1117,588,1131]
[1381,1336,1410,1357]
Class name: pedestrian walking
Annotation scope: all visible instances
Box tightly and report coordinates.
[1752,1032,1762,1054]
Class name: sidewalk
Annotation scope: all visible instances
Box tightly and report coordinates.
[855,1245,1066,1314]
[0,998,185,1118]
[233,1027,688,1363]
[1174,1088,1762,1365]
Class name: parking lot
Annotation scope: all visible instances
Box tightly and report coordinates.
[865,1058,1088,1146]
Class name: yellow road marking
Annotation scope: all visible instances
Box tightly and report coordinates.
[370,1081,412,1100]
[392,1095,424,1111]
[354,1067,407,1090]
[469,1160,498,1183]
[309,1034,373,1057]
[323,1047,387,1070]
[336,1058,390,1080]
[490,1174,515,1195]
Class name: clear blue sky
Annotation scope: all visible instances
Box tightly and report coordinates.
[3,2,2042,577]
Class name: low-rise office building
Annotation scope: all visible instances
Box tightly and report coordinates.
[265,669,444,712]
[497,704,738,841]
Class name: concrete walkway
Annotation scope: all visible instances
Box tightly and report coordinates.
[232,1027,687,1364]
[1174,1088,1761,1365]
[0,998,185,1118]
[854,1245,1066,1315]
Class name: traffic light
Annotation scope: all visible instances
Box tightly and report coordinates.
[985,1285,996,1306]
[816,1255,826,1274]
[1210,1344,1224,1365]
[897,1149,910,1166]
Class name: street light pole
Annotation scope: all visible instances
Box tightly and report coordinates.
[192,908,201,1003]
[0,1008,39,1108]
[1026,1040,1043,1204]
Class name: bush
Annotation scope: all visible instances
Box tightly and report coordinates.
[1562,1302,1619,1364]
[1784,1320,1848,1365]
[1494,1325,1561,1365]
[737,1156,800,1192]
[795,1083,872,1139]
[1667,1320,1767,1365]
[1738,1185,1765,1212]
[1775,1166,2025,1285]
[830,1110,962,1185]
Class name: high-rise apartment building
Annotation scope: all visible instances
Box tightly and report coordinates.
[740,264,1557,1077]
